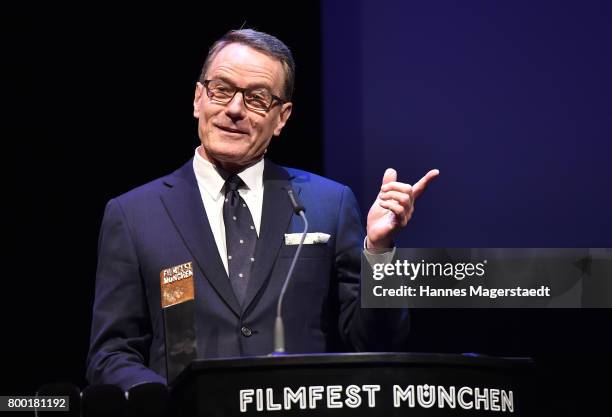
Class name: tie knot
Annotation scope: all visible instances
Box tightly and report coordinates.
[225,175,244,193]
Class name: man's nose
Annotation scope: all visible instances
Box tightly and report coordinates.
[225,92,247,118]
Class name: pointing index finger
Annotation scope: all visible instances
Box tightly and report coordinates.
[413,169,440,200]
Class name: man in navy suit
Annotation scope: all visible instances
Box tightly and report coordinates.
[86,29,439,390]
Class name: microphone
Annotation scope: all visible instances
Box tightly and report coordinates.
[272,188,308,354]
[286,188,305,214]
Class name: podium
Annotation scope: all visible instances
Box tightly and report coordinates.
[168,353,534,416]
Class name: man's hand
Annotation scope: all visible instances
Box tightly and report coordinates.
[366,168,439,250]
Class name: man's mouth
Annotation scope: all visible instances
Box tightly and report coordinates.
[215,125,248,135]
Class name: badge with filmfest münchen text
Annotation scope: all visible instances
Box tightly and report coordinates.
[160,262,194,308]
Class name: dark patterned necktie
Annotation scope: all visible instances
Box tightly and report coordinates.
[223,174,257,306]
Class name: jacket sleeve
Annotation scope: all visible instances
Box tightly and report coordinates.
[334,186,410,351]
[86,198,166,390]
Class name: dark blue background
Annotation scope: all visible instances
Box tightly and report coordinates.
[324,0,611,247]
[322,3,612,413]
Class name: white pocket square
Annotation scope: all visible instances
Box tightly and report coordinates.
[284,232,330,245]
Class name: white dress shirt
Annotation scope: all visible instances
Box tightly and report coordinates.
[192,147,264,275]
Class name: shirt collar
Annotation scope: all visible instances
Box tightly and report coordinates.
[193,146,264,201]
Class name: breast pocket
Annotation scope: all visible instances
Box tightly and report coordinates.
[279,242,332,259]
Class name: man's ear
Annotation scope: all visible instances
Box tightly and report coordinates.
[193,82,204,118]
[273,102,293,136]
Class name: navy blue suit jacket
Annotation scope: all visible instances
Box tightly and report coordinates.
[86,159,408,389]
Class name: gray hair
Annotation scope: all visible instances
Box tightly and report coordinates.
[198,29,295,101]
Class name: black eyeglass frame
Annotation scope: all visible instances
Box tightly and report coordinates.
[202,79,287,112]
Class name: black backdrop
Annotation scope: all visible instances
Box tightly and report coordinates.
[3,3,611,415]
[4,3,322,395]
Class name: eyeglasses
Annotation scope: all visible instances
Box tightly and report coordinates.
[203,79,287,112]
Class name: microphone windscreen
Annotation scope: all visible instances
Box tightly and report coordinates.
[286,188,305,214]
[81,384,126,417]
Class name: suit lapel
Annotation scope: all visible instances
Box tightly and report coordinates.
[243,160,300,313]
[160,159,241,317]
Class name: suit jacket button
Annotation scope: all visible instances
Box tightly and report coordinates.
[241,326,253,337]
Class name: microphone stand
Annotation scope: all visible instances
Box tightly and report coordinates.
[272,189,308,354]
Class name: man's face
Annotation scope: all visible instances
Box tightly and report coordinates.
[193,43,292,170]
